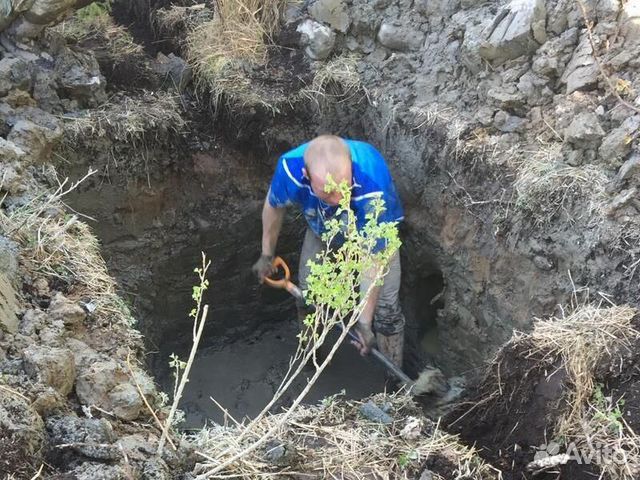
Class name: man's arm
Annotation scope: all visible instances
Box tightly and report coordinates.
[261,195,286,257]
[351,262,382,355]
[252,196,286,282]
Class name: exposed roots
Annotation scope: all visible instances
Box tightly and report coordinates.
[60,92,185,148]
[191,393,499,479]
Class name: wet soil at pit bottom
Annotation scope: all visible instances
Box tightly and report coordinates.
[158,320,388,429]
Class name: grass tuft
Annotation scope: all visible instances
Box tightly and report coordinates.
[53,1,143,60]
[298,54,367,111]
[510,143,609,226]
[520,295,639,479]
[60,92,185,147]
[185,0,288,113]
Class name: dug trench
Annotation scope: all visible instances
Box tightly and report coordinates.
[58,122,451,429]
[53,88,640,477]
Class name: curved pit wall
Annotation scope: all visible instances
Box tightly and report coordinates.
[60,129,448,427]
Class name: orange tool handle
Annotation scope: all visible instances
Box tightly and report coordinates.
[263,256,291,289]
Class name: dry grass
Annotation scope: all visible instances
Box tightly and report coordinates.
[60,92,185,147]
[191,393,499,479]
[0,172,137,330]
[53,2,143,60]
[520,295,639,479]
[298,54,367,111]
[510,142,609,226]
[153,4,213,40]
[185,0,288,112]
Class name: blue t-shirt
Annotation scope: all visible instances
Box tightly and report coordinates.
[268,139,404,245]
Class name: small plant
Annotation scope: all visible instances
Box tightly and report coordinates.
[320,389,345,408]
[397,450,418,469]
[592,383,625,434]
[196,180,401,477]
[158,253,211,455]
[75,0,113,20]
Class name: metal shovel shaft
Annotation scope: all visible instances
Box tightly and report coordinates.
[265,256,413,385]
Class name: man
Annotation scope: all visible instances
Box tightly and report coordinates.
[252,135,406,367]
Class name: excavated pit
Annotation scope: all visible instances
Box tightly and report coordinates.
[61,134,447,427]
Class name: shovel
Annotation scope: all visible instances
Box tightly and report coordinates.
[264,256,414,386]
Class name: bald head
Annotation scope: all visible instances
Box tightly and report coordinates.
[303,135,352,205]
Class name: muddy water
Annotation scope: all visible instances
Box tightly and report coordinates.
[164,320,387,428]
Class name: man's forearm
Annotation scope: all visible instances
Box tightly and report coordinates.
[359,262,383,326]
[261,197,285,256]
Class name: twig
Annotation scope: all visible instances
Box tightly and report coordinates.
[576,0,640,115]
[30,464,44,480]
[158,253,211,455]
[195,281,382,478]
[0,384,30,402]
[125,352,177,451]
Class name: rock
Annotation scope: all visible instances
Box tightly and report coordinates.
[621,0,640,46]
[616,154,640,182]
[486,86,526,114]
[31,386,66,417]
[54,48,107,106]
[493,110,526,132]
[479,0,546,63]
[6,0,78,39]
[46,415,118,460]
[0,57,33,96]
[48,292,87,327]
[565,149,583,166]
[64,462,129,480]
[0,272,20,334]
[0,236,19,282]
[359,401,392,424]
[533,255,554,270]
[309,0,350,33]
[0,138,28,193]
[416,0,458,16]
[32,277,50,297]
[108,382,143,421]
[561,34,599,94]
[263,439,299,466]
[152,53,192,92]
[400,417,423,440]
[297,19,336,60]
[23,345,76,396]
[606,187,638,216]
[419,469,435,480]
[458,17,490,73]
[139,458,171,480]
[377,23,424,51]
[531,27,578,78]
[516,71,552,105]
[564,111,605,147]
[6,118,62,164]
[599,116,640,165]
[0,389,45,474]
[75,359,154,421]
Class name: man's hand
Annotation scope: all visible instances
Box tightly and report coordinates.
[252,254,275,283]
[351,320,375,356]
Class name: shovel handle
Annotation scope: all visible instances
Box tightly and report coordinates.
[264,256,290,289]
